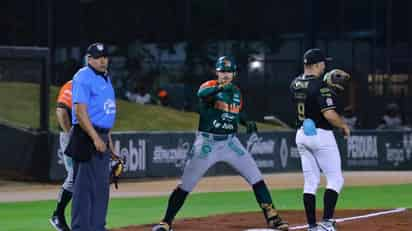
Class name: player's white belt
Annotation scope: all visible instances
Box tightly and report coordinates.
[199,131,234,141]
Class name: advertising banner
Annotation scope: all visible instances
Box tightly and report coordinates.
[47,130,412,180]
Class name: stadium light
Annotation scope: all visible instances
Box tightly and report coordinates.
[249,59,263,72]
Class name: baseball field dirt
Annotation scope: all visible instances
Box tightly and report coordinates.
[1,171,411,231]
[106,171,412,231]
[112,209,412,231]
[2,171,412,202]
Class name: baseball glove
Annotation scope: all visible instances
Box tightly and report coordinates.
[324,69,351,91]
[110,158,124,189]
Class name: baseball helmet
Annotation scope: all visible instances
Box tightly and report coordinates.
[215,56,237,73]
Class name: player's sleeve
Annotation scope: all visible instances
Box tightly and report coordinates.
[197,80,221,98]
[57,82,72,109]
[316,86,336,112]
[289,79,295,93]
[72,74,91,106]
[289,79,297,102]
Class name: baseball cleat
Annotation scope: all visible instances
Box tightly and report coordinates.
[261,204,288,231]
[318,219,337,231]
[152,221,173,231]
[268,215,289,231]
[49,215,71,231]
[307,224,322,231]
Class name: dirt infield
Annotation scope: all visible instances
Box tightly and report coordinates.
[1,171,411,230]
[112,209,411,231]
[1,171,412,202]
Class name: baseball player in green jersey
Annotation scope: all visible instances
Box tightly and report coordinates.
[152,56,289,231]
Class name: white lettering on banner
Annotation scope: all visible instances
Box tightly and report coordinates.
[152,139,190,168]
[385,143,405,166]
[347,135,378,167]
[385,134,412,167]
[114,140,146,172]
[280,138,288,168]
[347,136,378,158]
[290,147,300,158]
[403,134,412,160]
[246,133,275,155]
[255,160,275,168]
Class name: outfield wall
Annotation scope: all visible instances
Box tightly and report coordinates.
[48,130,412,181]
[0,124,50,180]
[1,124,411,181]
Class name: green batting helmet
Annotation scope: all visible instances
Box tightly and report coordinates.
[215,56,237,73]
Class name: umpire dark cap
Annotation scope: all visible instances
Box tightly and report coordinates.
[303,48,332,65]
[86,42,108,58]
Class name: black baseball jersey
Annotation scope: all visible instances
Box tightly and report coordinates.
[290,74,337,130]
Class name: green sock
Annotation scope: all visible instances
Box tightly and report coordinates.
[162,187,189,225]
[253,180,273,205]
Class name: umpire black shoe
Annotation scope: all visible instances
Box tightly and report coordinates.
[49,215,71,231]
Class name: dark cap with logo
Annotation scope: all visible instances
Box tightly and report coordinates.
[86,42,108,58]
[303,48,332,65]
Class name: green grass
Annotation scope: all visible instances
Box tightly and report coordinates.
[0,82,281,131]
[0,184,410,231]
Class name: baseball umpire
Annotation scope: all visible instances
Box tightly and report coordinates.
[290,48,350,231]
[50,80,73,231]
[152,56,289,231]
[65,42,117,231]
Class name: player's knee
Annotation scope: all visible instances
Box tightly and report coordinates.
[304,182,319,195]
[63,180,73,193]
[63,170,74,192]
[327,174,344,193]
[247,173,263,186]
[178,182,195,193]
[303,175,320,194]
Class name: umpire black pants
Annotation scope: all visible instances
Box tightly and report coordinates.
[71,133,110,231]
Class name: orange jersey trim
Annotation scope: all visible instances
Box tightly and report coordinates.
[214,100,241,113]
[200,80,218,89]
[57,80,73,109]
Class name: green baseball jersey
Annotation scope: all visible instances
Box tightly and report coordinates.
[197,80,243,134]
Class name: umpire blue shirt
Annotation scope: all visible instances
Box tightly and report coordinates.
[72,65,116,129]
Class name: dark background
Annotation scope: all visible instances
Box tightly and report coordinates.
[1,0,411,128]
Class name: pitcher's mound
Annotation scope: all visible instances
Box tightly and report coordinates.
[112,209,411,231]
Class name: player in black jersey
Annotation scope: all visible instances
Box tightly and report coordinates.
[290,48,350,231]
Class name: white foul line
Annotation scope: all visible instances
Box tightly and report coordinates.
[289,208,407,230]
